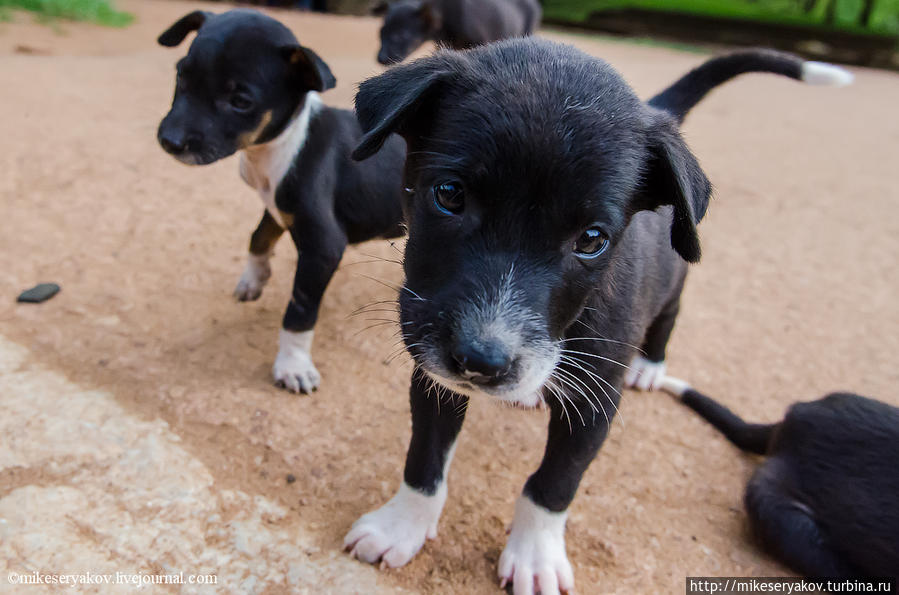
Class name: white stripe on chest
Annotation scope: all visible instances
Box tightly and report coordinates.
[239,92,322,228]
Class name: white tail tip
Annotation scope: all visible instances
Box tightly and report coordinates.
[659,375,691,397]
[801,61,854,87]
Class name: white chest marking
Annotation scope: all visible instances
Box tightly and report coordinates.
[239,92,322,228]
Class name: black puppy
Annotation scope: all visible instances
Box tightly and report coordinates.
[373,0,541,64]
[342,43,851,593]
[157,10,406,393]
[661,376,899,579]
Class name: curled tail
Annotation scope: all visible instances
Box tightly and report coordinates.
[660,376,776,455]
[648,48,853,124]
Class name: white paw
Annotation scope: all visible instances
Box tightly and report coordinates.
[498,496,574,595]
[272,329,320,393]
[344,482,446,568]
[623,354,666,392]
[233,253,271,302]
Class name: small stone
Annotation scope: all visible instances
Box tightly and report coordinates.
[286,474,296,484]
[17,283,61,303]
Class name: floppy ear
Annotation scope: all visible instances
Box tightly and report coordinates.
[352,58,449,160]
[282,46,337,92]
[641,115,712,263]
[418,1,442,31]
[158,11,211,47]
[371,0,389,16]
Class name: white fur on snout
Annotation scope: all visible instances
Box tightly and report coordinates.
[624,354,667,392]
[419,264,559,408]
[498,496,574,595]
[272,329,320,393]
[233,253,272,302]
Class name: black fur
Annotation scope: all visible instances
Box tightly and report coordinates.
[374,0,541,65]
[351,40,839,569]
[157,9,406,391]
[648,48,805,124]
[679,387,899,579]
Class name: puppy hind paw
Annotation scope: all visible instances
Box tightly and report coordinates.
[344,484,444,569]
[624,355,666,392]
[233,254,271,302]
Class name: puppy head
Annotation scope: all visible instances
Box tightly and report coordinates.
[375,0,440,65]
[354,39,710,407]
[156,9,336,165]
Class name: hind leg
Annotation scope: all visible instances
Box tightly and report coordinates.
[745,460,856,577]
[625,297,680,391]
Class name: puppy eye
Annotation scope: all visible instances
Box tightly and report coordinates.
[229,94,254,113]
[574,226,610,258]
[433,182,464,215]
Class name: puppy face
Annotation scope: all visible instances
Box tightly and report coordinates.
[354,40,710,407]
[156,10,335,165]
[376,1,436,65]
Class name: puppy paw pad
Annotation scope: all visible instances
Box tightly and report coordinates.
[272,350,320,394]
[345,484,444,569]
[498,497,574,595]
[233,256,271,302]
[498,532,574,595]
[623,355,666,392]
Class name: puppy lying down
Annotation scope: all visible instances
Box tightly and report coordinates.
[344,41,852,594]
[662,376,899,580]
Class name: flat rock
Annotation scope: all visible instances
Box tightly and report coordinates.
[17,283,61,303]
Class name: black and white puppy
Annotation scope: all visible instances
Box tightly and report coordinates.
[661,376,899,579]
[373,0,541,65]
[157,10,406,393]
[342,43,851,593]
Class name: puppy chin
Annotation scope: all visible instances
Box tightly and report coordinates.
[172,153,202,166]
[172,149,233,166]
[419,350,559,410]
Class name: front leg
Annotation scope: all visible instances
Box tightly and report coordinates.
[345,367,467,567]
[234,210,284,302]
[273,219,346,393]
[500,358,623,595]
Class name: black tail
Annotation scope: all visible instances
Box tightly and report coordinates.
[660,376,776,455]
[648,48,853,124]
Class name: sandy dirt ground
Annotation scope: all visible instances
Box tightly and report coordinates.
[1,1,897,593]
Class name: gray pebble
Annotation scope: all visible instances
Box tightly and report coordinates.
[17,283,61,303]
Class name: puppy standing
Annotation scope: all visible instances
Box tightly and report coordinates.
[342,43,851,593]
[662,377,899,579]
[157,10,406,392]
[374,0,541,64]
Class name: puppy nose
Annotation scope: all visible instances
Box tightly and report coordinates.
[451,341,513,384]
[159,132,187,155]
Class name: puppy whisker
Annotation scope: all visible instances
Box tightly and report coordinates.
[554,365,606,426]
[559,349,632,370]
[552,371,599,429]
[544,378,575,432]
[358,250,404,266]
[559,353,625,426]
[568,321,646,353]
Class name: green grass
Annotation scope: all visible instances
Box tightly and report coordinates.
[0,0,133,26]
[544,0,899,37]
